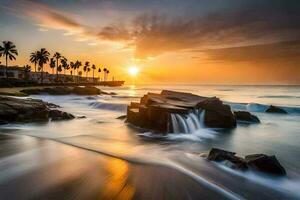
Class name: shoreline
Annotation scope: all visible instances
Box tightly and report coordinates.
[0,133,227,200]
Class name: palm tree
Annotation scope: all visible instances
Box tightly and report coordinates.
[92,64,96,82]
[0,41,18,78]
[74,60,82,83]
[61,57,69,75]
[106,70,110,81]
[53,52,61,78]
[30,51,38,72]
[36,48,50,84]
[83,61,90,82]
[23,65,31,80]
[78,71,82,82]
[98,68,101,82]
[103,68,107,81]
[49,58,56,75]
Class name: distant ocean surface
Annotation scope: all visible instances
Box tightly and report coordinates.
[1,84,300,199]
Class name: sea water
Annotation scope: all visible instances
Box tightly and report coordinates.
[0,85,300,199]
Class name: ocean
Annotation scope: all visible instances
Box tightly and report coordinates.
[0,85,300,199]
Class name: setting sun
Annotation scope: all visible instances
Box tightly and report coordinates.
[128,66,139,77]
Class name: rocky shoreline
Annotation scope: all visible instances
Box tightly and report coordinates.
[20,86,114,96]
[0,96,74,124]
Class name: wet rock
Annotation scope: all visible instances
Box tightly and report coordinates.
[116,115,127,120]
[0,96,74,124]
[21,86,107,96]
[234,111,260,123]
[265,105,287,114]
[127,90,236,133]
[205,148,286,176]
[245,154,286,175]
[207,148,248,170]
[77,116,86,119]
[72,86,101,95]
[196,97,236,128]
[49,110,75,121]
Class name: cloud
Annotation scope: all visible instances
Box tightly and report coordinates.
[94,1,300,58]
[2,0,88,36]
[202,40,300,63]
[3,0,300,60]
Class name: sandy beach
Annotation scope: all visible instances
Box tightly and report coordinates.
[0,133,229,200]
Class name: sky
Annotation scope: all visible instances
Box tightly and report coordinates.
[0,0,299,84]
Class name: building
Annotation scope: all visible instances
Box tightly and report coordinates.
[0,65,25,79]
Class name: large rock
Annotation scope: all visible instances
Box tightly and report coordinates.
[0,96,74,123]
[205,148,286,176]
[126,90,236,133]
[245,154,286,175]
[265,105,287,114]
[207,148,248,170]
[234,111,260,123]
[21,86,108,96]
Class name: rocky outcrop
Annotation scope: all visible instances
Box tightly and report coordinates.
[127,90,236,133]
[206,148,286,176]
[245,154,286,175]
[207,148,248,170]
[265,105,287,114]
[198,97,236,128]
[234,111,260,123]
[0,96,74,124]
[21,86,109,96]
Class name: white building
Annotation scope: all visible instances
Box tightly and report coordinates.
[0,65,25,79]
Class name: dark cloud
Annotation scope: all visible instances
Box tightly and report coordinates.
[95,1,300,58]
[202,40,300,63]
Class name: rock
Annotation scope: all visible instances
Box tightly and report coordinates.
[234,111,260,123]
[126,90,236,133]
[116,115,127,120]
[72,86,101,95]
[265,105,287,114]
[197,97,236,128]
[21,86,107,96]
[49,110,75,121]
[245,154,286,175]
[205,148,286,176]
[207,148,248,170]
[77,116,86,119]
[0,96,74,124]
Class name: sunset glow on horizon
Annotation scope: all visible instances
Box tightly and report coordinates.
[0,0,299,84]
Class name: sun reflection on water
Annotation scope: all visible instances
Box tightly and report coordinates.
[101,159,135,200]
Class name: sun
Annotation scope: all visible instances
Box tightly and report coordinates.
[128,66,139,76]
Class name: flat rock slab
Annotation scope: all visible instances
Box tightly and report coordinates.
[0,96,74,124]
[127,90,237,133]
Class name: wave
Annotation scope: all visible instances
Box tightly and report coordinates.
[258,95,300,99]
[89,101,128,112]
[111,95,141,99]
[229,102,300,114]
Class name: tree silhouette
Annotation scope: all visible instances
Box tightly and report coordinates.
[53,52,61,78]
[23,64,31,80]
[92,64,96,82]
[36,48,50,84]
[49,58,56,75]
[0,41,18,78]
[30,51,38,72]
[98,68,101,82]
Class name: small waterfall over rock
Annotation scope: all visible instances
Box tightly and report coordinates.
[170,109,205,134]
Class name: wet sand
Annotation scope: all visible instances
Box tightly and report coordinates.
[0,134,228,200]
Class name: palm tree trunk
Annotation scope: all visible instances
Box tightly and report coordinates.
[41,66,44,84]
[5,54,8,79]
[35,63,37,72]
[93,70,94,82]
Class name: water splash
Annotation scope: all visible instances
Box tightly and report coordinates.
[170,109,206,134]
